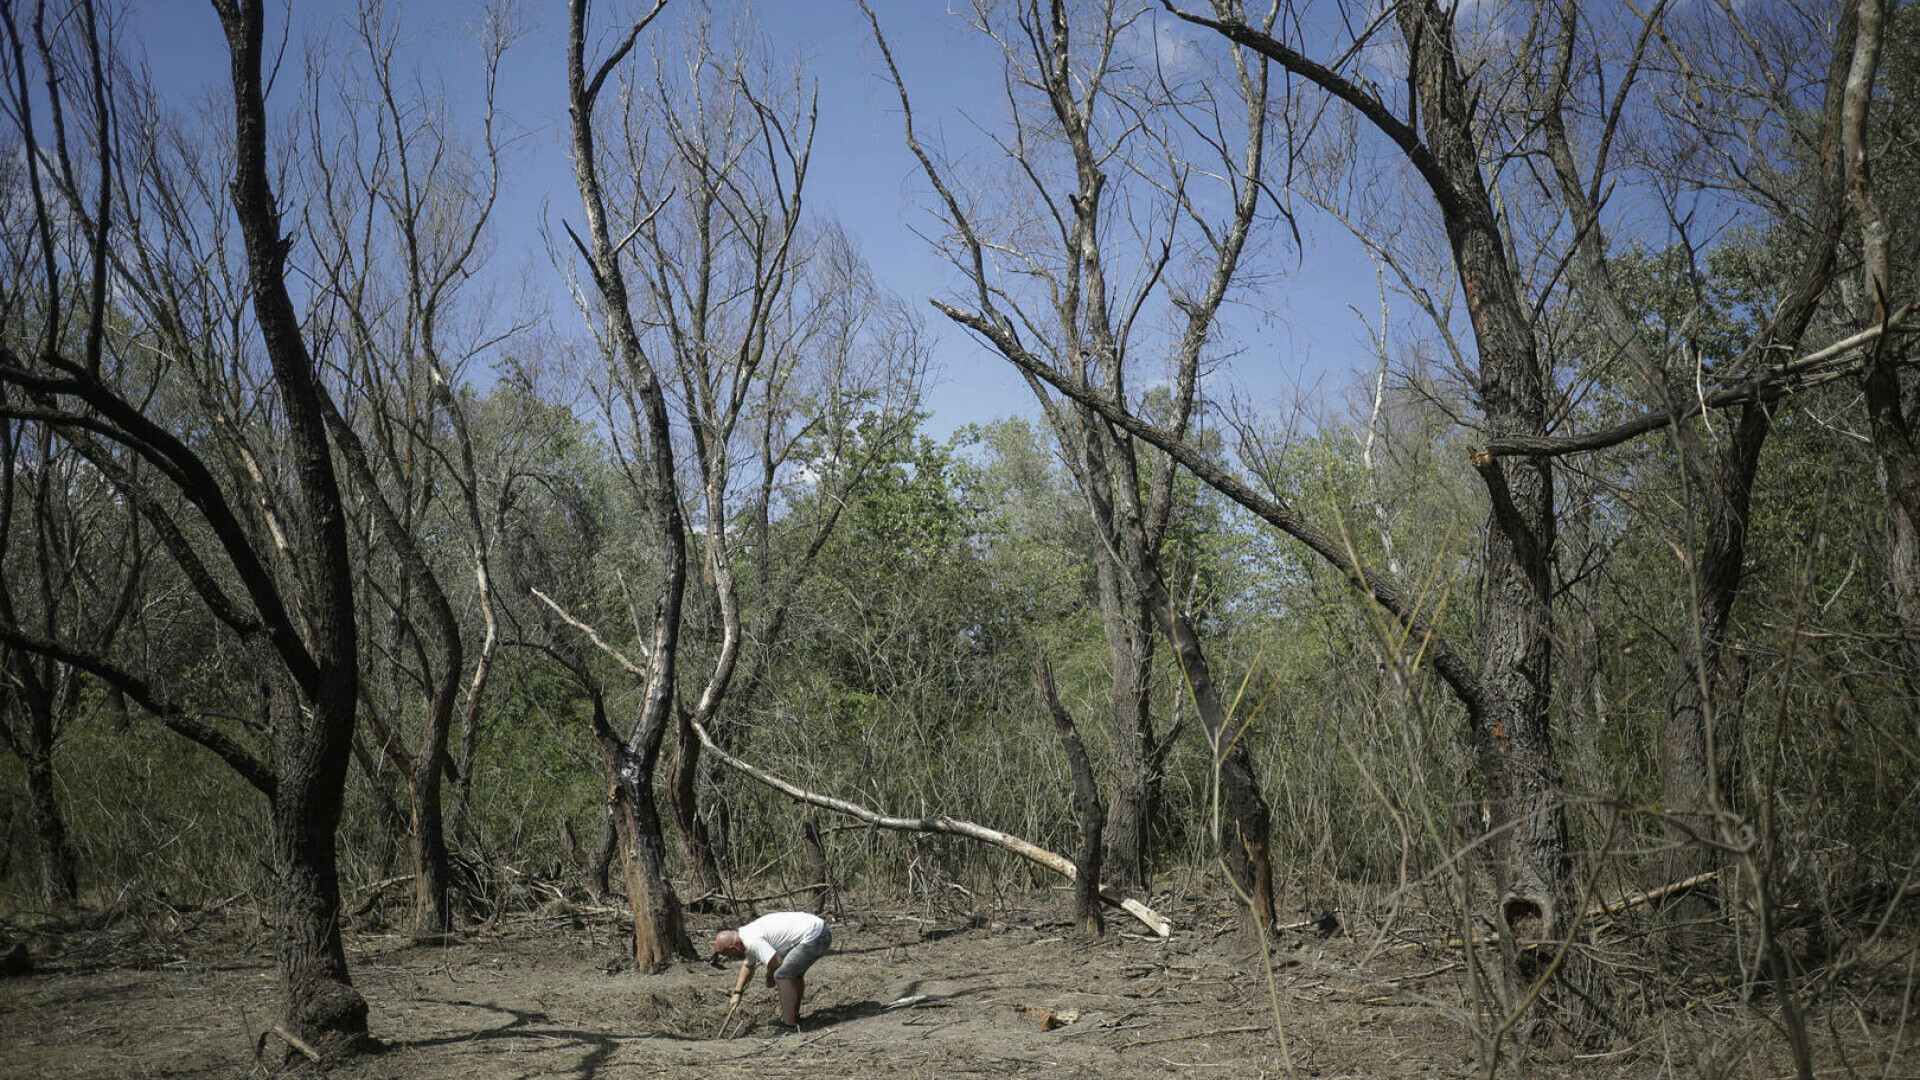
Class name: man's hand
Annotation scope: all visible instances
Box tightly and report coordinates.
[765,955,782,987]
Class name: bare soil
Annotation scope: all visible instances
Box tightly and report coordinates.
[0,888,1906,1079]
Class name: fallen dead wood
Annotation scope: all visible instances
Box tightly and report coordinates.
[691,720,1173,938]
[349,874,414,918]
[686,883,830,908]
[258,1025,322,1064]
[1584,871,1720,919]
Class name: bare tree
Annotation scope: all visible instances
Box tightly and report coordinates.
[1844,0,1920,726]
[0,0,381,1055]
[561,0,925,966]
[562,0,700,973]
[0,418,142,910]
[866,0,1279,927]
[1531,0,1855,911]
[904,0,1895,1030]
[300,0,520,937]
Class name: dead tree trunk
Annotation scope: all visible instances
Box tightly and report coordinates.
[1039,662,1104,937]
[1094,555,1160,892]
[564,0,696,974]
[608,764,690,970]
[22,742,79,910]
[1148,578,1275,933]
[219,0,371,1052]
[581,664,693,972]
[670,707,724,904]
[802,804,833,917]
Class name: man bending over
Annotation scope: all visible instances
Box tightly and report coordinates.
[715,911,832,1030]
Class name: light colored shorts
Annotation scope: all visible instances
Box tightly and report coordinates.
[773,924,832,980]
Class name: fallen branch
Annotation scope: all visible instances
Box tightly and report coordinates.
[1585,870,1720,920]
[687,884,830,907]
[691,720,1173,938]
[349,874,414,918]
[259,1025,323,1064]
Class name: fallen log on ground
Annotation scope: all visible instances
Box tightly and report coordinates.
[690,721,1173,938]
[1584,870,1721,920]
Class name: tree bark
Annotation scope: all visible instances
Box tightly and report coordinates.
[267,672,367,1057]
[1039,662,1105,937]
[670,707,724,903]
[217,0,370,1052]
[408,759,452,937]
[23,744,78,909]
[1096,565,1159,891]
[608,749,694,972]
[1148,577,1275,933]
[585,677,694,972]
[802,804,833,916]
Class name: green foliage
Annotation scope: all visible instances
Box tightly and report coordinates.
[0,701,268,915]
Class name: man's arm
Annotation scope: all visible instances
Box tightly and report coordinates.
[764,955,783,987]
[731,959,755,1001]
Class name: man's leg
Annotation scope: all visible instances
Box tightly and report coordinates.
[777,975,803,1026]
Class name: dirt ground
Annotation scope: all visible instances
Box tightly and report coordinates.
[0,888,1908,1079]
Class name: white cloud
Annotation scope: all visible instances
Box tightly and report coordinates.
[1118,11,1203,78]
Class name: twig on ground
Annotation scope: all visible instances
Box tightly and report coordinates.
[258,1025,322,1063]
[1123,1024,1267,1048]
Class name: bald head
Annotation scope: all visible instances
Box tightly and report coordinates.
[715,929,745,959]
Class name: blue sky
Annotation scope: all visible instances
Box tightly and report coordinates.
[128,0,1379,439]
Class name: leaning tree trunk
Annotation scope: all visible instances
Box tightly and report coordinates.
[1148,579,1276,932]
[408,753,452,937]
[670,708,724,903]
[1040,662,1105,937]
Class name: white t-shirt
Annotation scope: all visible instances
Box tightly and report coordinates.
[739,911,826,967]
